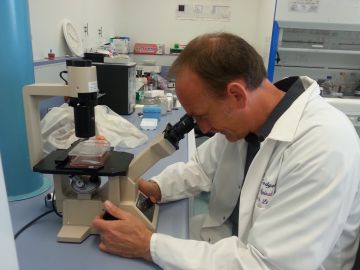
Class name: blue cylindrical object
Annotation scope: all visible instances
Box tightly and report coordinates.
[0,0,51,200]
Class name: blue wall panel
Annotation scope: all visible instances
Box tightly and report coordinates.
[267,21,280,82]
[0,0,51,200]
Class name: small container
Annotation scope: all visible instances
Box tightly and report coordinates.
[142,90,167,115]
[321,76,335,96]
[143,105,161,119]
[48,49,55,60]
[166,93,173,112]
[68,138,110,168]
[173,95,178,108]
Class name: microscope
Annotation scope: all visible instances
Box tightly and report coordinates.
[23,60,195,243]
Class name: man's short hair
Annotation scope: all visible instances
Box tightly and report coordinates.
[170,32,267,97]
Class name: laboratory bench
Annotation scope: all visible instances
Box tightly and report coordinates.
[9,108,193,270]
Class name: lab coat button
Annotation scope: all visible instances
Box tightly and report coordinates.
[222,216,226,220]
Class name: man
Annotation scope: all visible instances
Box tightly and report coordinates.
[93,32,360,269]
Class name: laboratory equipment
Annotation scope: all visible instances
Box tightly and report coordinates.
[111,36,130,54]
[68,138,111,169]
[143,106,161,120]
[321,76,336,97]
[140,118,158,131]
[24,59,98,166]
[142,90,168,115]
[94,62,136,115]
[134,43,165,55]
[23,64,195,243]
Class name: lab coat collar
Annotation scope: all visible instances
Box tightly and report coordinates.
[266,76,319,142]
[251,76,306,143]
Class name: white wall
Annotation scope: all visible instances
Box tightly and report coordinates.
[28,0,124,60]
[255,0,277,68]
[34,63,68,116]
[119,0,261,52]
[29,0,276,64]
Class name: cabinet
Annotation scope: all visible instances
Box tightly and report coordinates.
[273,27,360,96]
[269,0,360,96]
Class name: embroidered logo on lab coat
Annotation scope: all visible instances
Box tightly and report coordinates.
[256,180,276,208]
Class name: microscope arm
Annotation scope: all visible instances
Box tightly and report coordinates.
[127,133,177,182]
[127,114,195,183]
[23,61,98,169]
[23,84,71,167]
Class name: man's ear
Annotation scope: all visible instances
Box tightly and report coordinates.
[226,81,247,108]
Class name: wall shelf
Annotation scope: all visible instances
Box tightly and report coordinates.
[278,47,360,55]
[275,64,360,71]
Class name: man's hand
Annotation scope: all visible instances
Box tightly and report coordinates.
[138,178,161,203]
[92,200,153,261]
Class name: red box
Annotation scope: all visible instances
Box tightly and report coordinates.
[134,43,165,54]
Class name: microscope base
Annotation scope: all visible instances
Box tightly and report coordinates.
[56,194,159,242]
[57,225,92,243]
[57,198,103,243]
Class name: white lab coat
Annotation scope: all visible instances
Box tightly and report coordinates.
[150,77,360,270]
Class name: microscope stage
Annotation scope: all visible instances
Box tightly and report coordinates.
[33,149,133,176]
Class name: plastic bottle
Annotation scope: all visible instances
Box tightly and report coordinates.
[338,72,346,95]
[322,76,335,96]
[48,49,55,60]
[151,72,158,90]
[147,74,153,90]
[142,75,148,91]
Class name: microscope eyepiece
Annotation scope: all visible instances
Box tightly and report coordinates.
[164,114,195,149]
